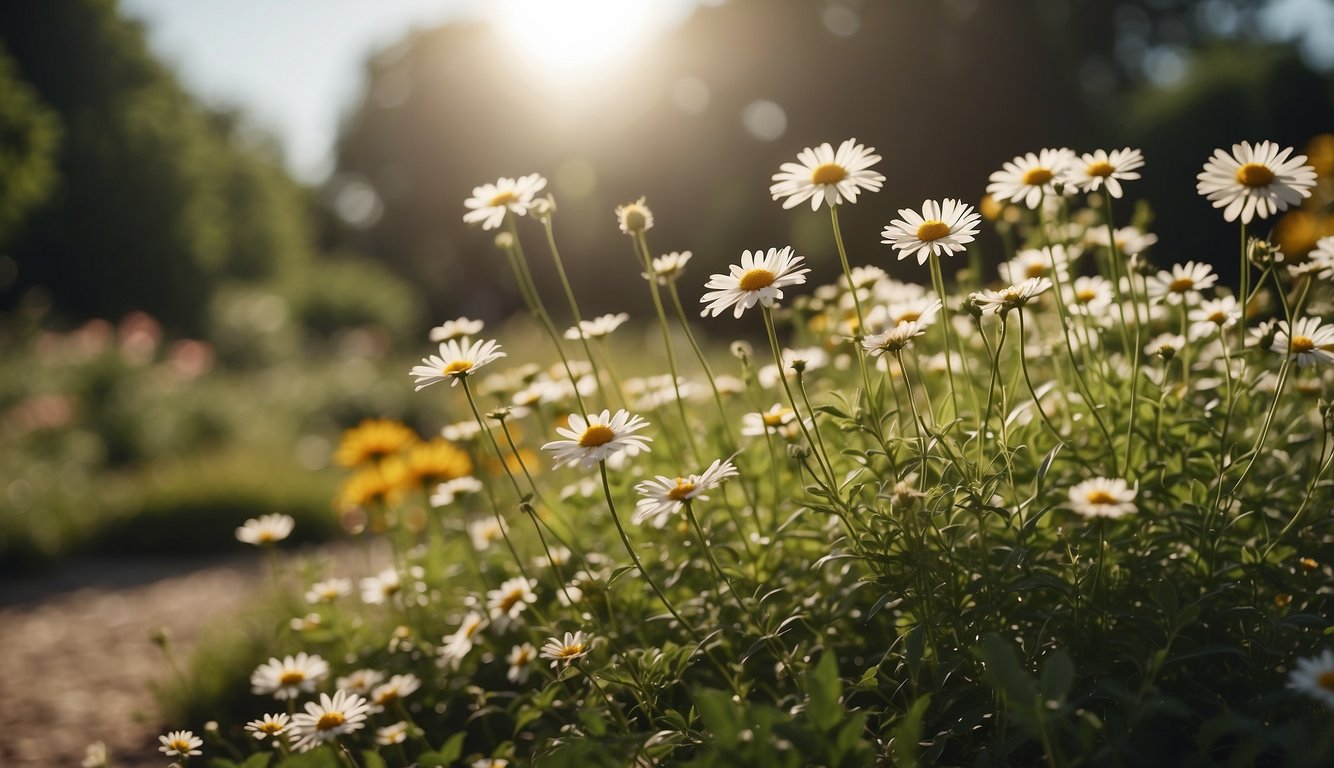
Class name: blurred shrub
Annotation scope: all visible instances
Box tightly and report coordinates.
[0,39,60,245]
[288,256,423,340]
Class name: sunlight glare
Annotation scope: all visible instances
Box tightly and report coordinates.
[490,0,658,82]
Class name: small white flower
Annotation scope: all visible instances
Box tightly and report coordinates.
[1085,225,1158,256]
[429,317,485,342]
[541,409,653,469]
[700,246,810,319]
[507,642,538,684]
[987,148,1076,209]
[486,577,538,631]
[971,277,1053,315]
[430,476,484,507]
[1064,147,1144,198]
[862,320,929,356]
[245,713,291,741]
[1066,477,1137,519]
[335,669,385,696]
[564,312,629,340]
[439,612,487,669]
[998,246,1072,285]
[290,690,371,752]
[472,760,511,768]
[410,338,506,390]
[644,251,692,284]
[882,296,942,330]
[1288,649,1334,708]
[1145,262,1218,305]
[1271,316,1334,367]
[1065,275,1115,318]
[369,673,421,713]
[158,730,202,758]
[1144,333,1186,360]
[464,174,547,230]
[305,577,352,605]
[770,138,884,210]
[235,513,295,546]
[758,346,829,388]
[376,722,409,746]
[467,517,508,551]
[741,404,796,437]
[360,568,402,605]
[1197,141,1316,224]
[633,458,739,527]
[250,652,330,700]
[541,630,592,668]
[881,198,982,264]
[1187,296,1242,340]
[615,196,654,234]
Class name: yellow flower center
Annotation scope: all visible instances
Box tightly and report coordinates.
[169,739,191,751]
[1025,263,1046,279]
[916,219,951,242]
[1235,163,1275,188]
[1319,671,1334,690]
[442,360,472,376]
[557,642,587,659]
[1168,278,1194,293]
[667,478,698,501]
[375,690,398,706]
[1076,289,1097,303]
[315,712,345,732]
[739,268,777,292]
[498,589,524,612]
[1208,311,1226,324]
[579,424,616,448]
[279,671,306,686]
[1021,167,1053,186]
[810,163,847,185]
[1086,490,1116,505]
[1086,160,1116,178]
[1292,335,1316,354]
[489,190,519,207]
[897,311,921,323]
[761,410,790,427]
[259,723,283,734]
[256,531,278,542]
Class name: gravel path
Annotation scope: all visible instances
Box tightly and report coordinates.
[0,555,266,767]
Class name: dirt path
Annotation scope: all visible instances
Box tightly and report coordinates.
[0,555,266,767]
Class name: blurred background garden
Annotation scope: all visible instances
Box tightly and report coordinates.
[1,0,1332,764]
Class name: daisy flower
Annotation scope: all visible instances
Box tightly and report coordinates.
[700,247,810,319]
[633,458,739,527]
[644,251,692,284]
[1066,477,1137,519]
[883,296,942,329]
[741,404,797,437]
[1196,141,1317,224]
[305,577,352,605]
[758,346,829,388]
[541,409,653,469]
[862,320,930,356]
[376,722,409,746]
[1145,261,1218,305]
[429,317,484,342]
[987,148,1076,209]
[769,137,884,210]
[369,673,421,713]
[564,312,630,340]
[998,246,1072,285]
[250,652,330,700]
[1271,317,1334,367]
[1065,275,1115,317]
[507,642,538,684]
[335,669,385,696]
[486,577,538,631]
[235,513,295,546]
[158,730,202,758]
[410,338,506,390]
[1288,649,1334,708]
[463,173,547,230]
[615,196,654,234]
[881,198,982,264]
[1144,333,1186,361]
[245,713,291,741]
[1086,225,1158,257]
[541,630,592,668]
[467,517,508,551]
[971,277,1053,316]
[359,568,402,605]
[1187,296,1242,340]
[473,760,511,768]
[430,476,484,507]
[1064,148,1144,198]
[290,690,371,753]
[439,611,487,669]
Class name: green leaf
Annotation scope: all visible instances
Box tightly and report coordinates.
[360,751,387,768]
[975,633,1037,706]
[695,688,742,746]
[890,694,932,768]
[239,755,272,768]
[807,652,844,731]
[1039,649,1075,704]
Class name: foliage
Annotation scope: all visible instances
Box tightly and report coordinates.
[0,39,60,245]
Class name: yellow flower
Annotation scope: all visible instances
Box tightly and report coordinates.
[404,438,473,486]
[334,419,418,468]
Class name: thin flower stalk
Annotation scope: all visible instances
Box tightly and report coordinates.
[632,230,699,462]
[538,214,612,407]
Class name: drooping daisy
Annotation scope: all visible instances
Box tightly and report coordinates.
[463,174,547,230]
[486,576,538,631]
[235,513,295,546]
[359,568,402,605]
[741,404,797,437]
[881,198,982,264]
[564,312,630,340]
[770,138,884,211]
[986,148,1077,209]
[430,476,484,507]
[1197,141,1317,224]
[250,652,330,700]
[335,669,385,696]
[376,722,409,746]
[541,630,592,668]
[290,690,371,753]
[1288,649,1334,708]
[970,277,1054,316]
[245,713,291,741]
[1187,296,1242,340]
[541,409,653,469]
[700,247,810,319]
[633,458,739,527]
[862,320,930,356]
[644,251,692,284]
[305,577,352,605]
[410,338,506,390]
[1066,477,1137,519]
[158,730,202,758]
[429,317,485,342]
[1064,148,1144,198]
[439,611,488,670]
[1144,333,1186,361]
[758,346,829,388]
[1145,261,1218,305]
[615,196,654,235]
[507,642,538,684]
[369,673,421,713]
[1271,317,1334,367]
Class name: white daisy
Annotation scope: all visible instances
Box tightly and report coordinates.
[986,148,1076,209]
[334,669,385,696]
[1145,262,1218,305]
[1288,649,1334,708]
[507,642,538,684]
[1196,141,1317,224]
[473,760,511,768]
[741,404,796,437]
[376,722,409,746]
[862,320,929,356]
[245,713,291,741]
[1144,333,1186,360]
[430,476,484,507]
[1271,316,1334,367]
[971,277,1054,316]
[1187,296,1242,340]
[881,198,982,264]
[1085,225,1158,256]
[758,346,829,388]
[1064,147,1144,198]
[250,652,330,700]
[158,730,202,758]
[410,338,506,390]
[1292,236,1334,280]
[564,312,630,340]
[699,247,810,319]
[540,630,592,668]
[769,138,885,210]
[1065,275,1115,317]
[439,611,487,670]
[463,174,547,230]
[486,576,538,631]
[541,409,653,469]
[305,577,352,605]
[442,419,484,442]
[467,517,508,551]
[615,196,654,234]
[883,296,942,329]
[290,690,371,753]
[359,568,401,605]
[369,673,421,713]
[235,513,295,546]
[429,317,484,342]
[998,246,1072,285]
[633,458,739,527]
[644,251,692,284]
[1066,477,1137,519]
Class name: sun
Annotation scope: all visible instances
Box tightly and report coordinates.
[489,0,662,82]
